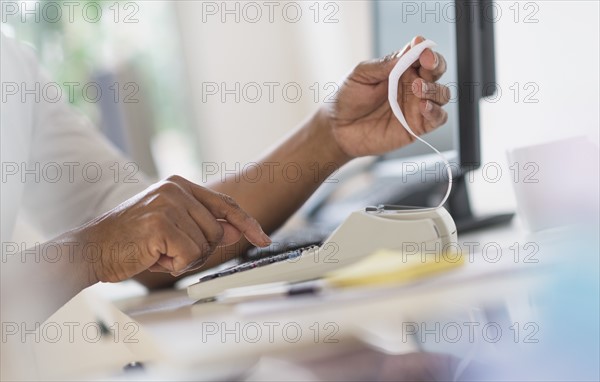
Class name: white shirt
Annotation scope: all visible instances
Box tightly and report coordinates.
[1,33,149,244]
[1,33,154,380]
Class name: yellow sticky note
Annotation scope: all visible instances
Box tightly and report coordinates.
[325,249,464,288]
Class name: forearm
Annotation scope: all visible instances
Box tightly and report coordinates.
[1,233,94,325]
[211,109,350,232]
[202,108,351,268]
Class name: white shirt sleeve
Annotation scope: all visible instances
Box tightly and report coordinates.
[1,33,151,241]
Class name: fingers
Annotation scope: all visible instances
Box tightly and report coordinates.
[172,182,245,252]
[419,49,446,82]
[410,35,425,50]
[410,35,426,68]
[148,263,168,273]
[165,176,270,248]
[210,193,271,247]
[406,35,447,82]
[150,219,202,274]
[184,199,226,250]
[350,40,411,84]
[219,221,243,247]
[171,221,242,276]
[419,100,448,129]
[404,35,449,129]
[183,182,271,248]
[142,176,268,277]
[351,56,401,84]
[95,175,270,282]
[356,35,446,85]
[411,78,451,105]
[152,214,229,276]
[169,209,214,274]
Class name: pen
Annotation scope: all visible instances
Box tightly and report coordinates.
[217,280,326,304]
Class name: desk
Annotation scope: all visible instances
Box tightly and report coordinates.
[33,217,559,380]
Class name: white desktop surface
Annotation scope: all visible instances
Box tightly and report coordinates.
[34,217,559,380]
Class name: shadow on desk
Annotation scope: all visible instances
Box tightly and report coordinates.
[246,347,484,382]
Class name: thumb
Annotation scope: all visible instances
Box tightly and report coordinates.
[353,56,399,84]
[353,42,412,83]
[218,221,243,247]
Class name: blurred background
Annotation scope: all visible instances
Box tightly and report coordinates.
[2,3,598,379]
[3,0,598,217]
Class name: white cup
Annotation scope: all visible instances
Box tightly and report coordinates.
[507,136,599,232]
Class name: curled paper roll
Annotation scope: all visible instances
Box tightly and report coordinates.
[388,39,452,209]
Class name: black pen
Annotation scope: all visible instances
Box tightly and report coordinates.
[217,280,326,304]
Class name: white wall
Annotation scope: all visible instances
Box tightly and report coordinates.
[472,0,599,214]
[174,0,599,213]
[174,1,373,169]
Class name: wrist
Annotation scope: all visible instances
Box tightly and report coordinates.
[56,229,100,289]
[310,107,353,166]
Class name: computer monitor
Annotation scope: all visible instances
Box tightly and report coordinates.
[372,0,513,232]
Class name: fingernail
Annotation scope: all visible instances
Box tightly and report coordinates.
[433,52,439,67]
[261,232,272,246]
[421,81,429,94]
[412,81,419,95]
[425,101,433,111]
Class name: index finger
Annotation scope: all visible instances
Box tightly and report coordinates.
[185,183,271,248]
[407,36,447,82]
[418,49,447,82]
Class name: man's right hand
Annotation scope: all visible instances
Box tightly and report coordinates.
[73,175,271,284]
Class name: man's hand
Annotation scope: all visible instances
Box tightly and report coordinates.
[325,36,450,158]
[74,175,271,283]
